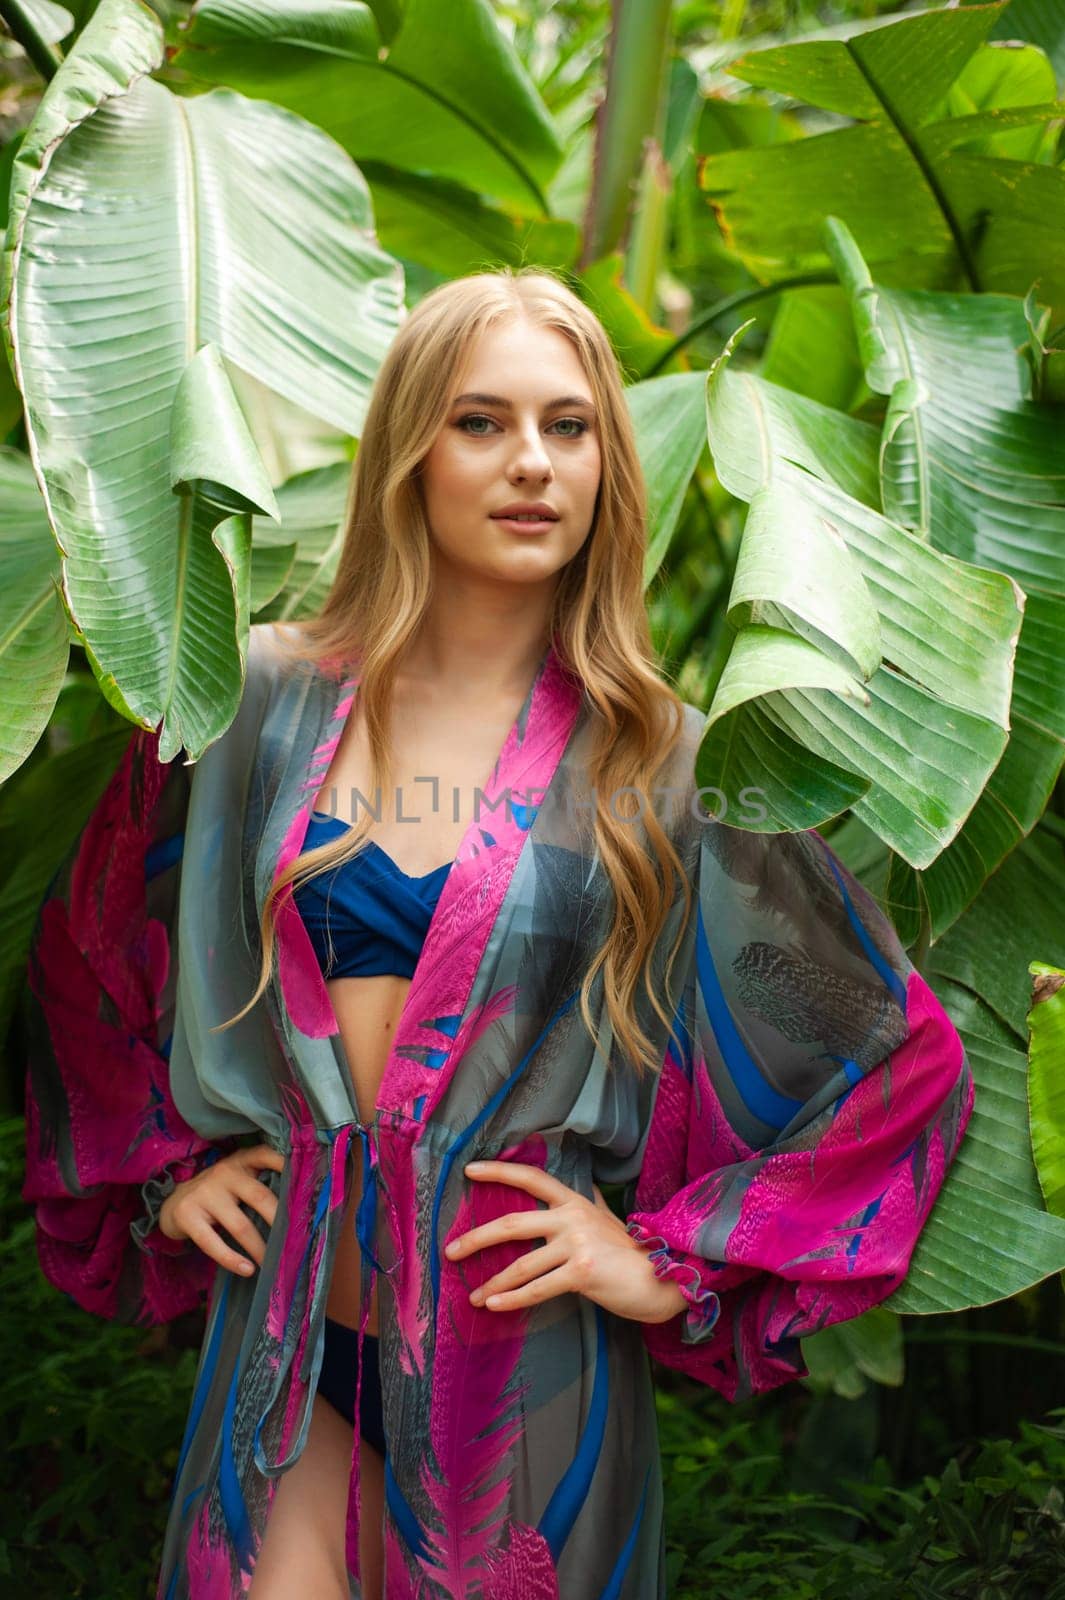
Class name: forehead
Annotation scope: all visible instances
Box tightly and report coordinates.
[454,319,590,395]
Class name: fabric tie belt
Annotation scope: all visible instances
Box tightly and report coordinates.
[252,1119,397,1480]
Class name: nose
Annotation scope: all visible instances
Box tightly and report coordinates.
[507,416,554,482]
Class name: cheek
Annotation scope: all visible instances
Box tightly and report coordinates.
[575,444,602,494]
[421,443,456,499]
[424,440,491,507]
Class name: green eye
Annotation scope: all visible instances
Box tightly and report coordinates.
[456,413,588,437]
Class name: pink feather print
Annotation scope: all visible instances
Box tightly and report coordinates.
[415,1136,554,1595]
[480,1522,560,1599]
[183,1503,238,1600]
[265,1091,321,1344]
[272,680,356,1040]
[378,986,520,1380]
[376,1130,432,1379]
[385,1519,432,1600]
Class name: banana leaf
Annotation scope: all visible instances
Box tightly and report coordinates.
[1028,961,1065,1225]
[887,975,1065,1314]
[173,0,562,213]
[0,445,68,783]
[829,220,1065,936]
[2,0,404,761]
[699,317,1022,865]
[704,3,1065,323]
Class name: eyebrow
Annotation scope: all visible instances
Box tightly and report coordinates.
[450,392,596,413]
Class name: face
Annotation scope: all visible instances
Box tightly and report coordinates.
[418,317,603,596]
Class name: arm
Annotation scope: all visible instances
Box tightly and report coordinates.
[22,726,239,1326]
[626,822,974,1402]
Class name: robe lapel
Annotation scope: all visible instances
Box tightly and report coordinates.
[267,636,585,1124]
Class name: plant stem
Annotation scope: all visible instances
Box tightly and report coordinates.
[848,49,981,293]
[719,0,749,42]
[642,273,837,378]
[0,0,62,80]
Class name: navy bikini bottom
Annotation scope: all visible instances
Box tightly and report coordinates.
[315,1316,387,1456]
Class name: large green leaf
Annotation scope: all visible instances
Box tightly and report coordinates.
[760,285,868,415]
[699,324,1021,863]
[0,136,25,439]
[0,713,130,1047]
[1028,962,1065,1223]
[625,372,709,586]
[2,0,404,762]
[963,0,1065,92]
[251,462,351,623]
[825,819,1065,1312]
[937,29,1060,166]
[833,233,1065,935]
[886,977,1065,1314]
[926,831,1065,1043]
[701,4,1065,323]
[578,253,686,382]
[726,3,1010,123]
[11,0,75,46]
[0,446,68,784]
[223,362,351,489]
[800,1305,903,1398]
[174,0,563,214]
[356,162,581,279]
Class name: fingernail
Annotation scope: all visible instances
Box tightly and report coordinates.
[465,1162,485,1172]
[445,1241,459,1257]
[239,1261,254,1274]
[470,1288,483,1305]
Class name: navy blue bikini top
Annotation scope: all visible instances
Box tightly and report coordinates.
[293,811,454,980]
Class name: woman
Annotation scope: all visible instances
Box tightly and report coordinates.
[23,268,974,1600]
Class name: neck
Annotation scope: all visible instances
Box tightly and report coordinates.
[397,589,555,701]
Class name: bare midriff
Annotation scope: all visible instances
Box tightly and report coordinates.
[323,973,412,1337]
[314,664,537,1340]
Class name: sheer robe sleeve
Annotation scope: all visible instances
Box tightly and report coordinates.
[626,820,974,1402]
[22,727,239,1326]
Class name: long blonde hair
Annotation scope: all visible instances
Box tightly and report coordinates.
[219,266,693,1078]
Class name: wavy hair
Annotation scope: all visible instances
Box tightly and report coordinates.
[218,266,693,1079]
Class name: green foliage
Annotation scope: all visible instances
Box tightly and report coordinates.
[658,1379,1065,1600]
[0,1117,199,1597]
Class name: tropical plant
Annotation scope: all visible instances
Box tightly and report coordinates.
[1,0,1063,1437]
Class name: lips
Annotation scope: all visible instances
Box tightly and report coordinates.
[491,499,559,521]
[490,512,558,535]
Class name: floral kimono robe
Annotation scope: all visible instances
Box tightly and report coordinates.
[23,622,974,1599]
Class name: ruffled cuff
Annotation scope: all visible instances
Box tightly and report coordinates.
[626,1218,722,1345]
[130,1153,216,1259]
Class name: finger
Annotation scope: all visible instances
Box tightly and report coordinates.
[212,1200,268,1266]
[463,1161,573,1205]
[479,1263,576,1311]
[242,1145,286,1174]
[445,1209,555,1260]
[185,1213,258,1277]
[235,1175,279,1228]
[470,1242,567,1304]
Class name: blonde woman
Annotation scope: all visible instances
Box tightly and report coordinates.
[24,268,974,1600]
